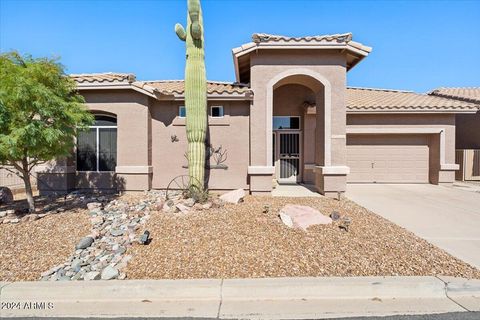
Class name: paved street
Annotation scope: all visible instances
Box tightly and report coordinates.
[346,184,480,269]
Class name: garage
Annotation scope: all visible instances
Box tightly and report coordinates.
[347,135,430,183]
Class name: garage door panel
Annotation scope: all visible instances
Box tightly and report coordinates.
[347,135,429,183]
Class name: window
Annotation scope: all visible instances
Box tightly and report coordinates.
[77,115,117,172]
[273,116,300,130]
[179,106,186,118]
[211,106,224,118]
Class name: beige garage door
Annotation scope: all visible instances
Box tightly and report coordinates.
[347,135,429,183]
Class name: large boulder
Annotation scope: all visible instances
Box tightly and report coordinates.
[0,187,14,205]
[219,189,245,204]
[279,204,332,231]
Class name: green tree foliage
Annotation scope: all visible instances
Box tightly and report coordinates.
[0,52,93,211]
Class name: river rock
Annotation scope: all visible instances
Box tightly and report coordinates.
[76,237,94,250]
[84,271,101,281]
[101,266,119,280]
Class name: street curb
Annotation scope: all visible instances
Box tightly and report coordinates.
[1,276,479,319]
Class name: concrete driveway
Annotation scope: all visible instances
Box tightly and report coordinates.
[346,184,480,269]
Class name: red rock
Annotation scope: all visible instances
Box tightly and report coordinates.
[279,204,332,231]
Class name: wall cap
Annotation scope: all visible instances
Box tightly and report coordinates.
[248,166,275,175]
[440,163,460,171]
[314,166,350,175]
[115,166,153,174]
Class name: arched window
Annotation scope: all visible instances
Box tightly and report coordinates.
[77,115,117,172]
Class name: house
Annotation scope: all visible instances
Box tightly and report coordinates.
[428,88,480,181]
[35,33,479,196]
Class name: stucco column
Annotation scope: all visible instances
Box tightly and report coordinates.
[313,75,349,198]
[248,74,274,195]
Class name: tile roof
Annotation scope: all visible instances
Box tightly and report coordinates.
[70,72,135,84]
[346,87,478,113]
[428,87,480,104]
[70,73,477,112]
[252,33,353,44]
[139,80,251,95]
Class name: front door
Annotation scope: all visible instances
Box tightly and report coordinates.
[273,131,302,183]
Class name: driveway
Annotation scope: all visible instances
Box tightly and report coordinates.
[346,184,480,269]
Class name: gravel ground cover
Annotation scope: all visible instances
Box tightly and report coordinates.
[126,195,480,279]
[0,208,90,281]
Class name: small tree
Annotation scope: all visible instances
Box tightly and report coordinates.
[0,52,93,212]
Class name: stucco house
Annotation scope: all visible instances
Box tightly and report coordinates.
[428,88,480,181]
[35,33,480,197]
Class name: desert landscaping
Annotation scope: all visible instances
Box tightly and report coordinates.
[1,190,479,282]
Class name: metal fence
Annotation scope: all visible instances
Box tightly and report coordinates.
[455,149,480,181]
[0,166,36,189]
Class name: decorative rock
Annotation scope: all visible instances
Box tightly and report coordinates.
[76,237,94,250]
[330,211,341,221]
[279,204,332,231]
[84,271,101,281]
[162,200,175,212]
[87,202,102,211]
[118,273,127,280]
[183,198,196,207]
[175,203,190,214]
[58,276,71,281]
[110,229,124,237]
[0,211,7,218]
[6,209,15,216]
[91,216,104,225]
[9,218,19,224]
[101,266,119,280]
[0,187,14,205]
[219,189,245,204]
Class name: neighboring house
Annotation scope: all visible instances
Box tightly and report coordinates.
[36,33,479,196]
[429,88,480,181]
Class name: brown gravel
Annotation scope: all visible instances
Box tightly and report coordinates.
[126,196,480,279]
[0,209,90,281]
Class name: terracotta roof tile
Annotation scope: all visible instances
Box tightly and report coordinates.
[142,80,251,95]
[346,87,478,113]
[252,33,353,44]
[70,72,135,84]
[429,87,480,104]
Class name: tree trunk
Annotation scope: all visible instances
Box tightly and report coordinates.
[21,158,35,212]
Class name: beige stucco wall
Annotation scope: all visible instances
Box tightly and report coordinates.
[250,49,348,195]
[347,113,457,184]
[456,111,480,149]
[150,100,250,190]
[78,89,152,191]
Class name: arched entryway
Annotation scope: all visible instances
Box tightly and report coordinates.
[266,70,332,188]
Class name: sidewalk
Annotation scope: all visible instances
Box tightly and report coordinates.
[1,276,479,319]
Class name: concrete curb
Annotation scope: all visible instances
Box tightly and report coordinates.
[1,276,479,319]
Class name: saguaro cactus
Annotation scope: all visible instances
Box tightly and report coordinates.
[175,0,207,190]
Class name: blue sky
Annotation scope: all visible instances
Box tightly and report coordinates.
[1,0,479,92]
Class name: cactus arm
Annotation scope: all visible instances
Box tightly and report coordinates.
[188,0,202,39]
[175,23,187,41]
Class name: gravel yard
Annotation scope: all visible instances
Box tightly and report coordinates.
[126,195,480,279]
[2,193,479,282]
[0,208,90,281]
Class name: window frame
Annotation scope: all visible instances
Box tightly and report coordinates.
[273,116,301,130]
[77,115,118,173]
[210,105,224,118]
[178,106,186,118]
